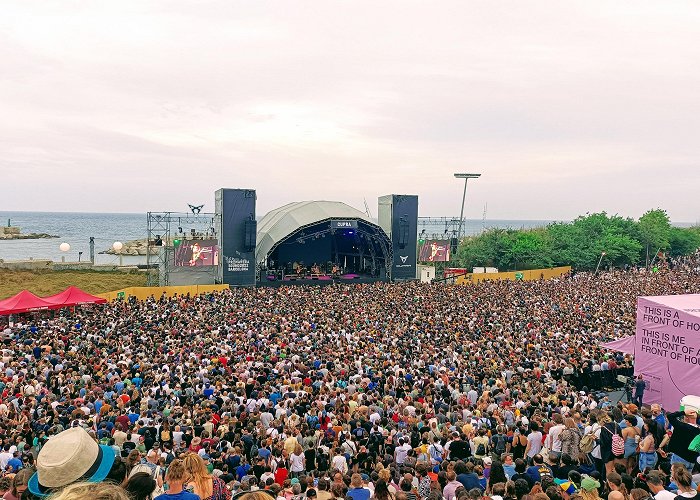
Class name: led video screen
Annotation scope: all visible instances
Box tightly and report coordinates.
[174,239,219,267]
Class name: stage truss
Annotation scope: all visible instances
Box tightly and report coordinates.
[417,217,461,240]
[146,211,222,286]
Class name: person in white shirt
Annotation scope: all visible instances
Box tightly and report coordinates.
[394,438,411,465]
[646,470,676,500]
[172,425,184,449]
[0,446,12,471]
[289,444,306,476]
[525,423,543,459]
[584,419,602,465]
[546,413,566,457]
[331,448,348,474]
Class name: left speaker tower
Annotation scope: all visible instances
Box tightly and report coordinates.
[215,188,257,286]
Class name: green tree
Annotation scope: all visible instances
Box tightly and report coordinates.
[668,227,700,257]
[501,229,552,270]
[453,209,695,272]
[598,233,642,267]
[638,209,672,259]
[546,212,638,269]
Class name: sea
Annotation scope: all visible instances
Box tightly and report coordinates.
[0,212,146,266]
[0,211,692,265]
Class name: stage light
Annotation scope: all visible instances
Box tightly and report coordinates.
[173,239,181,246]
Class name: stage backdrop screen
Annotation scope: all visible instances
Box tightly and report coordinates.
[419,240,450,262]
[174,239,219,267]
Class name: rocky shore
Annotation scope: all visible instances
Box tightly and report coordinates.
[0,227,58,240]
[100,239,150,256]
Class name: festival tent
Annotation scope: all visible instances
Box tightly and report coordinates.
[600,336,636,355]
[634,294,700,410]
[0,290,55,315]
[43,286,107,308]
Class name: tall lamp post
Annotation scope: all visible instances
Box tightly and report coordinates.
[113,241,124,266]
[454,173,481,241]
[595,251,606,274]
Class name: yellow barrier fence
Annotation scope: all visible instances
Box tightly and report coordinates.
[455,266,571,284]
[97,284,229,302]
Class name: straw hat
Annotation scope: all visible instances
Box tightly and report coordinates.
[28,427,116,497]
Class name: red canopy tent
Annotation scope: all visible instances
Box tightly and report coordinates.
[0,290,56,315]
[43,286,107,308]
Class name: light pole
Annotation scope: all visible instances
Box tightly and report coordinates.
[59,242,70,263]
[595,251,606,274]
[113,241,124,266]
[454,173,481,241]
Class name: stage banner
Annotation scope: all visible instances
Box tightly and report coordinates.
[634,295,700,410]
[419,240,450,262]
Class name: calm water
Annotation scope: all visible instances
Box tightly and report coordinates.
[0,211,692,264]
[0,212,146,265]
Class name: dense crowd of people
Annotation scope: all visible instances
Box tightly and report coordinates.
[0,252,699,500]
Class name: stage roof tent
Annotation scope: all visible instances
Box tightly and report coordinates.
[256,201,378,264]
[0,290,55,315]
[44,286,107,307]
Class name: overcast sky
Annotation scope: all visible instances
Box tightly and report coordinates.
[1,1,699,222]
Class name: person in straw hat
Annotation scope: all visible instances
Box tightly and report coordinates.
[27,427,116,498]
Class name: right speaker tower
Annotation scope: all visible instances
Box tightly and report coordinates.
[378,194,418,281]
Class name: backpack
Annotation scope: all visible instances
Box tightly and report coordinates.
[317,452,329,471]
[605,425,624,456]
[161,429,171,442]
[249,442,259,460]
[476,442,487,456]
[493,434,507,454]
[369,432,384,448]
[579,432,596,454]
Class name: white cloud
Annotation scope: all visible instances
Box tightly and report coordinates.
[0,0,698,222]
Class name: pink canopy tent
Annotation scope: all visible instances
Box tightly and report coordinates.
[0,290,55,315]
[43,286,107,308]
[600,336,636,355]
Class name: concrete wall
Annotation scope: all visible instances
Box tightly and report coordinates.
[0,260,53,270]
[0,260,144,273]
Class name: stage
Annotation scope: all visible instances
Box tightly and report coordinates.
[257,274,388,287]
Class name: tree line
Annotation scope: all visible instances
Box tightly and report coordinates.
[453,209,700,271]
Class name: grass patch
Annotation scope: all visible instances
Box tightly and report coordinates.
[0,269,148,299]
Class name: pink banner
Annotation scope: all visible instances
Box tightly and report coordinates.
[635,295,700,410]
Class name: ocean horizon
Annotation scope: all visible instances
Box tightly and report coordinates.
[0,210,695,265]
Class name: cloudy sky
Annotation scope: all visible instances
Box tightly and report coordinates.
[1,1,698,222]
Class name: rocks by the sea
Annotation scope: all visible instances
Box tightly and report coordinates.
[0,227,58,239]
[100,239,150,256]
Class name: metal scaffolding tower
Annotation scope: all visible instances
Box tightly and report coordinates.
[146,211,221,286]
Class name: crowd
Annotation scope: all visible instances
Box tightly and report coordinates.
[0,251,699,500]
